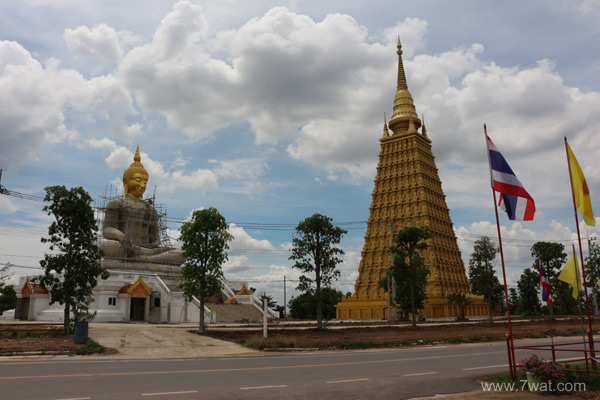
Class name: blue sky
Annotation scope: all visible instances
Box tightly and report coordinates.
[1,0,599,306]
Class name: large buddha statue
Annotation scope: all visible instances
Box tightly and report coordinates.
[101,146,185,266]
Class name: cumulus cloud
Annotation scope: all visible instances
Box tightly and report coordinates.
[0,41,81,169]
[64,23,123,63]
[223,255,253,273]
[228,223,275,252]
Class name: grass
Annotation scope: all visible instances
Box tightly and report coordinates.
[71,339,104,355]
[0,331,62,339]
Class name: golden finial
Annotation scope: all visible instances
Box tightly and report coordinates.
[382,112,390,138]
[421,114,428,139]
[134,145,141,162]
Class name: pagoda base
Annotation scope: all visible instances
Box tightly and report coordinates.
[335,294,488,320]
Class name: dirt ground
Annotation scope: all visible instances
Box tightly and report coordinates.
[206,317,596,350]
[0,317,595,354]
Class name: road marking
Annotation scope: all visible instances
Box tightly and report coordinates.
[142,391,198,396]
[463,364,506,370]
[0,350,506,381]
[404,372,437,376]
[326,378,369,384]
[54,398,91,400]
[462,357,582,371]
[240,385,287,390]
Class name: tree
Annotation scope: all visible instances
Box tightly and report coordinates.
[0,263,15,315]
[531,242,571,315]
[447,292,472,320]
[288,288,343,320]
[390,226,432,327]
[289,213,347,330]
[379,256,429,321]
[0,285,16,315]
[508,287,520,315]
[179,207,233,333]
[258,292,278,309]
[585,243,600,299]
[469,236,503,323]
[517,268,541,315]
[36,186,108,334]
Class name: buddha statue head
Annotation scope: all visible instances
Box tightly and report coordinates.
[123,145,149,199]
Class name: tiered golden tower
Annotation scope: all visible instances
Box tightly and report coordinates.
[336,39,487,319]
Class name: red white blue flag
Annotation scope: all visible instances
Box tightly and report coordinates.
[538,256,552,306]
[486,134,536,220]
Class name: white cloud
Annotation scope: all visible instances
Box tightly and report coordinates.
[223,255,252,273]
[64,23,123,63]
[87,137,117,150]
[228,223,275,252]
[0,41,80,169]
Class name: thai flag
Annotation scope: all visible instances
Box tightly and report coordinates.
[486,134,536,220]
[538,257,552,306]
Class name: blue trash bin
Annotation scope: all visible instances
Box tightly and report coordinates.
[74,321,89,344]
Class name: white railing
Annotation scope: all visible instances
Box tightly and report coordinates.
[191,295,213,325]
[154,275,171,299]
[220,279,236,298]
[251,296,278,319]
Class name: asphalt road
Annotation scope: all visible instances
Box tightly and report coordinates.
[0,339,582,400]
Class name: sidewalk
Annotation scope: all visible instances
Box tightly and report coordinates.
[88,322,258,359]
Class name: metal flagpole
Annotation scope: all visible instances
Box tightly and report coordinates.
[484,124,516,380]
[564,137,595,369]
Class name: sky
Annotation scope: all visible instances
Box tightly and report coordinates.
[1,0,600,307]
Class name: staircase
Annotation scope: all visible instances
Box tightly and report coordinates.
[208,304,263,323]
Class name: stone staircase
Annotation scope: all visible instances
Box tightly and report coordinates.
[207,303,263,323]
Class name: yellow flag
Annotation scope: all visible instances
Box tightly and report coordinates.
[558,246,581,299]
[566,142,595,226]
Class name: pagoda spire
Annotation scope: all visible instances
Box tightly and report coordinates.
[387,36,421,136]
[396,37,408,91]
[382,112,390,138]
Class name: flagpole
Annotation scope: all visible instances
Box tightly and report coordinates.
[485,124,516,379]
[565,137,595,367]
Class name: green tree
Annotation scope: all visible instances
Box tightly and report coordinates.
[530,242,571,315]
[508,287,520,315]
[469,236,503,323]
[289,214,347,330]
[379,256,429,321]
[258,292,278,309]
[517,268,541,315]
[36,186,108,334]
[585,243,600,298]
[446,292,472,320]
[0,285,17,315]
[179,208,233,332]
[390,226,432,327]
[288,288,343,320]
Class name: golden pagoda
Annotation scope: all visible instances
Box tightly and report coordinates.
[336,39,487,319]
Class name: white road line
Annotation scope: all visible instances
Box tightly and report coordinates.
[463,364,507,370]
[326,378,369,384]
[404,372,437,377]
[55,398,91,400]
[240,385,288,390]
[142,391,198,396]
[463,357,583,371]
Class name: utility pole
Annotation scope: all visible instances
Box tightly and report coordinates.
[283,275,287,319]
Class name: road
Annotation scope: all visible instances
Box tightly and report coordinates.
[0,339,582,400]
